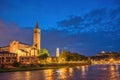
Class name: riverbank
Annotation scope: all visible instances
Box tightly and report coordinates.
[0,66,66,72]
[0,63,90,72]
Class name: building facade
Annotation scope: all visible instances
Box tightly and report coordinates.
[56,48,60,57]
[0,51,17,64]
[0,22,41,65]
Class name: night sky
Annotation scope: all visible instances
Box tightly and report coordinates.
[0,0,120,56]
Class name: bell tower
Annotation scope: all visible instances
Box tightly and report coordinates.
[33,22,41,51]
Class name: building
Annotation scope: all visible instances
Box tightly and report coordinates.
[0,51,17,64]
[0,22,41,64]
[56,48,60,57]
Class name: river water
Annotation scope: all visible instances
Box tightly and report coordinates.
[0,65,120,80]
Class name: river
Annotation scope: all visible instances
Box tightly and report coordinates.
[0,65,120,80]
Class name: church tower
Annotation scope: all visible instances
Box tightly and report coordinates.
[33,22,41,51]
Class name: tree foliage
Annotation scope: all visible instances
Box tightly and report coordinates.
[13,61,20,67]
[38,48,50,60]
[59,50,88,61]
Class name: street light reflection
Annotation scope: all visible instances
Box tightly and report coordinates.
[43,69,53,80]
[25,71,30,80]
[109,65,119,79]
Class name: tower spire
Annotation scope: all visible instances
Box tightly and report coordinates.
[34,22,41,51]
[36,22,39,28]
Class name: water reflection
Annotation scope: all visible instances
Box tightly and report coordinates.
[42,68,74,80]
[43,69,54,80]
[0,65,120,80]
[68,68,73,77]
[109,65,120,79]
[58,68,67,79]
[81,66,86,78]
[25,71,31,80]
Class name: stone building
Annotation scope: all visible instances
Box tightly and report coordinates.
[0,51,17,64]
[0,22,41,64]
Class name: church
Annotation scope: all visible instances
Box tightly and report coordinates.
[0,22,41,65]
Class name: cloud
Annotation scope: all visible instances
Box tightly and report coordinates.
[57,6,120,34]
[57,16,83,27]
[0,19,33,46]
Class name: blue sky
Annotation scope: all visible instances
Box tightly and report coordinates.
[0,0,120,56]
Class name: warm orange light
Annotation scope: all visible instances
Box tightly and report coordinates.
[25,71,30,80]
[43,69,53,80]
[81,66,86,78]
[68,68,73,76]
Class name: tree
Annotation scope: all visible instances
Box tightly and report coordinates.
[38,53,49,60]
[59,50,71,61]
[59,50,88,62]
[38,48,50,60]
[13,61,20,67]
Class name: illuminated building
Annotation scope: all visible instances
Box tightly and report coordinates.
[0,22,40,64]
[56,48,60,57]
[0,51,17,64]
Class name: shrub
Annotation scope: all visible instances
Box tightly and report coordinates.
[13,61,20,67]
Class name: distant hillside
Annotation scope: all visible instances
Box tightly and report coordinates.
[91,52,120,60]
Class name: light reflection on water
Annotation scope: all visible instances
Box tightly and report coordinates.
[109,65,120,79]
[0,65,120,80]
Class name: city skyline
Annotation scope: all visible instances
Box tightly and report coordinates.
[0,0,120,56]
